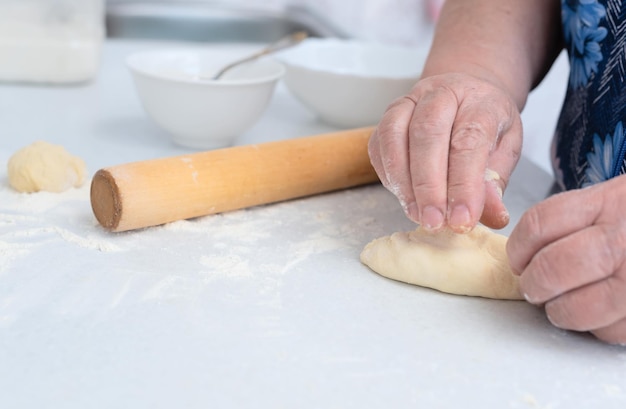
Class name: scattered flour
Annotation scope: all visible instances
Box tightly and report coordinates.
[52,226,122,252]
[0,240,31,275]
[3,149,397,307]
[0,173,124,274]
[199,254,253,280]
[2,181,90,213]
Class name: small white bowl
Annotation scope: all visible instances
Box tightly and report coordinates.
[275,38,428,128]
[127,47,285,149]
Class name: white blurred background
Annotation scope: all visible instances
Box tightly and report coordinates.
[105,0,443,45]
[104,0,565,174]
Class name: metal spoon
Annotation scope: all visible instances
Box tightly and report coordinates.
[209,31,308,80]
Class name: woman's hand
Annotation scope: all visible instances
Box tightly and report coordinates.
[368,72,523,232]
[507,176,626,345]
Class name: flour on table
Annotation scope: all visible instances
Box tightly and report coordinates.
[7,141,86,193]
[0,241,31,274]
[360,224,523,300]
[199,254,253,279]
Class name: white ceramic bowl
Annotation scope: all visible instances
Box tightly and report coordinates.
[127,47,285,149]
[275,38,428,128]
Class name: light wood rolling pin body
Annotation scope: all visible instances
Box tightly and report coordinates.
[91,127,379,232]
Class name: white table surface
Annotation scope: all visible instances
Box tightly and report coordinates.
[1,40,625,409]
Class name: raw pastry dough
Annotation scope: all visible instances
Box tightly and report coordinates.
[7,141,86,193]
[360,225,523,300]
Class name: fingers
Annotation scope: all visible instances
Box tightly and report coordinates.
[443,86,520,232]
[518,224,626,344]
[518,224,620,304]
[445,116,493,231]
[592,318,626,345]
[480,108,523,229]
[507,177,626,344]
[369,73,523,231]
[545,275,626,333]
[507,187,602,275]
[480,169,510,229]
[408,75,521,232]
[407,86,457,230]
[369,97,416,220]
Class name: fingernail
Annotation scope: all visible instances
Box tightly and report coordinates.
[421,206,444,231]
[545,310,561,328]
[523,291,541,305]
[449,204,471,232]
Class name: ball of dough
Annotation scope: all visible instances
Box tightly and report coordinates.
[360,225,523,300]
[7,141,87,193]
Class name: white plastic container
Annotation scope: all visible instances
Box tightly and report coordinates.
[0,0,104,84]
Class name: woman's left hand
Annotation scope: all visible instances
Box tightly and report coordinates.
[507,175,626,344]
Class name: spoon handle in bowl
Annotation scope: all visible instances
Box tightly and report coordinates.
[211,31,308,80]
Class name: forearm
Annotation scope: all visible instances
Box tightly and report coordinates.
[422,0,563,110]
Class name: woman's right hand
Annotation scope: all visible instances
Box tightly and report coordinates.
[368,72,524,233]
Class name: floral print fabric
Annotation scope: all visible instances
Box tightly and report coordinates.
[553,0,626,189]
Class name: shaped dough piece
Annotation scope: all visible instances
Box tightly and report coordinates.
[7,141,86,193]
[360,225,523,300]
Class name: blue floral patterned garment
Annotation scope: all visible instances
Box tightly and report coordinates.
[553,0,626,189]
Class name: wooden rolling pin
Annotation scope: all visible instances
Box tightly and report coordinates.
[90,127,379,232]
